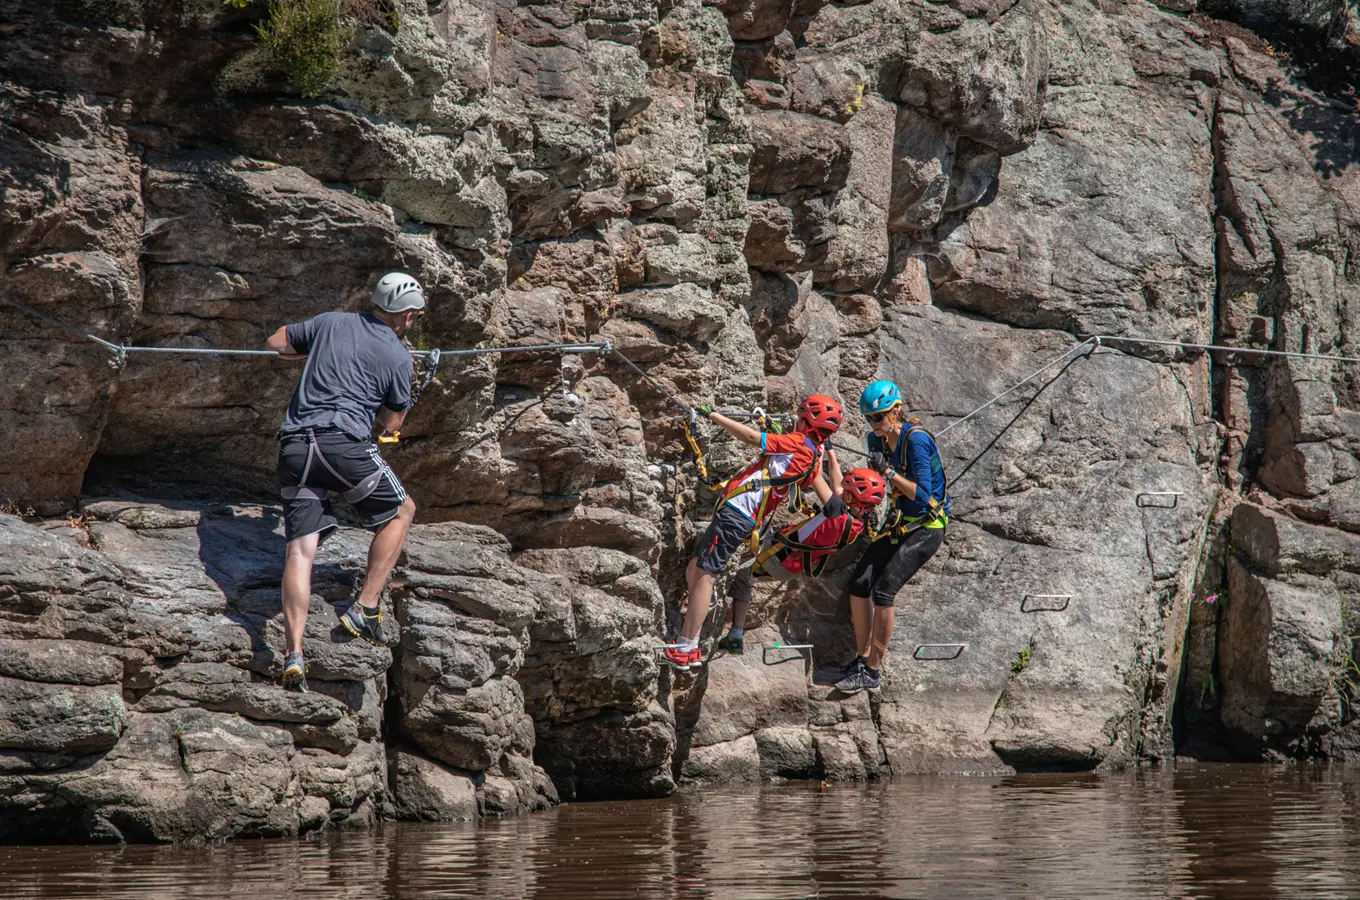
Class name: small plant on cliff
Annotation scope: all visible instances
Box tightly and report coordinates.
[1011,647,1031,675]
[1332,634,1360,723]
[254,0,353,97]
[224,0,397,95]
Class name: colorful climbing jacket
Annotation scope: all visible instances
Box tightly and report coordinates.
[716,431,825,528]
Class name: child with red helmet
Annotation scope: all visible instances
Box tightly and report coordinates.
[666,395,844,672]
[716,468,887,656]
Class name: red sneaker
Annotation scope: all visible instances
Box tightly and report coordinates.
[664,646,693,671]
[687,648,702,668]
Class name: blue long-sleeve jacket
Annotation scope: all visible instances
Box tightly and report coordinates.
[866,424,950,520]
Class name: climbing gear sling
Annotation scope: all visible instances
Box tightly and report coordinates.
[378,348,442,446]
[682,408,715,486]
[753,511,859,578]
[280,428,396,505]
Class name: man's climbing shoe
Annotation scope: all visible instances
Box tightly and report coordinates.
[834,659,881,695]
[716,632,744,656]
[339,602,390,646]
[282,651,309,693]
[663,646,695,672]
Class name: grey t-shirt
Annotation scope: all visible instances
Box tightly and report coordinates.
[279,311,413,440]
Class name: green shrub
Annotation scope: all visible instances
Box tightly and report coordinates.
[254,0,353,97]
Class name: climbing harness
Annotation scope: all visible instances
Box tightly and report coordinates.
[753,511,859,578]
[280,428,395,505]
[864,423,950,545]
[713,432,824,522]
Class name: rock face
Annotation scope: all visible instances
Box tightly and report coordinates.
[0,505,389,841]
[2,0,1360,841]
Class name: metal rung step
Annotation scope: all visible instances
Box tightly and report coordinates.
[913,643,966,661]
[1021,594,1072,613]
[762,641,814,669]
[1137,491,1183,508]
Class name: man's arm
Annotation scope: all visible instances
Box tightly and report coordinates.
[265,325,306,361]
[377,406,408,434]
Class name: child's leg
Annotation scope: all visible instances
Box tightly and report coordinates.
[680,506,753,644]
[681,559,717,641]
[728,563,753,633]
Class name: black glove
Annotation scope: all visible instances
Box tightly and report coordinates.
[695,403,715,419]
[867,450,889,475]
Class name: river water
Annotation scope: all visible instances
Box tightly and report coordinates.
[4,763,1360,899]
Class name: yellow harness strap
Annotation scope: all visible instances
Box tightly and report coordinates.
[682,414,715,486]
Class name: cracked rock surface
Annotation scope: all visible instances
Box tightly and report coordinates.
[3,0,1360,840]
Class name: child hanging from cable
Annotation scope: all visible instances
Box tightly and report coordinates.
[714,468,886,656]
[665,395,844,672]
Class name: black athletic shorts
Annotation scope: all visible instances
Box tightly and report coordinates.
[277,429,407,543]
[848,525,944,607]
[692,503,757,575]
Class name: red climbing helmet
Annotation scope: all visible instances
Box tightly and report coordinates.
[842,468,886,512]
[797,394,843,437]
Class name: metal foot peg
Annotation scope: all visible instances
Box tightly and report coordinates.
[1021,594,1072,613]
[1136,491,1183,508]
[913,643,966,661]
[762,641,814,674]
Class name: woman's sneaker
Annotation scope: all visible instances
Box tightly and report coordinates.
[838,655,867,677]
[339,602,390,646]
[282,651,308,693]
[834,659,881,695]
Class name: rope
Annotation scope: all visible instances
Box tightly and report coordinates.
[936,338,1099,437]
[608,346,691,414]
[1,296,611,363]
[1091,334,1360,365]
[1,296,126,354]
[667,410,795,422]
[412,341,611,360]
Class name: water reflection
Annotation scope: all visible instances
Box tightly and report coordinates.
[3,764,1360,899]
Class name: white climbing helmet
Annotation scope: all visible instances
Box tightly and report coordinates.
[372,272,426,313]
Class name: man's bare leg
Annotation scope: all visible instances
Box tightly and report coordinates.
[282,533,320,654]
[849,594,874,660]
[867,605,895,670]
[357,497,415,610]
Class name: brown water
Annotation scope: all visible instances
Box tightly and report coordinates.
[4,764,1360,899]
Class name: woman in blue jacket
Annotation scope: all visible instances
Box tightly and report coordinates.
[836,380,950,694]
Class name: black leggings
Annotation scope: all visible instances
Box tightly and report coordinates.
[848,527,944,607]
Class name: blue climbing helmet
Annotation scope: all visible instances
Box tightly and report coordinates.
[860,380,902,416]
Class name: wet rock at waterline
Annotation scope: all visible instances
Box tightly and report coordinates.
[2,0,1360,842]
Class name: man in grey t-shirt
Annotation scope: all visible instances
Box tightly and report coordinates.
[265,272,426,691]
